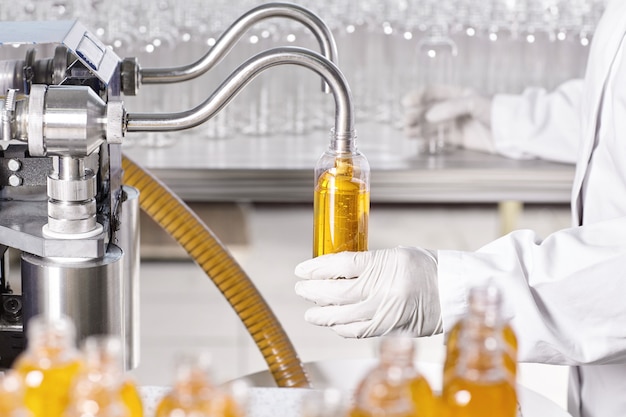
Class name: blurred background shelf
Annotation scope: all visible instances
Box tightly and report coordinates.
[123,123,575,204]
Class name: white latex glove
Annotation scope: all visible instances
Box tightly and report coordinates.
[403,84,495,153]
[294,246,442,338]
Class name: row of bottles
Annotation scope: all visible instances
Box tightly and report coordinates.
[0,315,245,417]
[350,283,518,417]
[0,316,142,417]
[1,284,514,417]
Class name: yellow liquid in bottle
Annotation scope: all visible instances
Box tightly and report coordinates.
[155,375,213,417]
[210,391,245,417]
[441,378,517,417]
[155,398,211,417]
[121,379,144,417]
[314,158,369,257]
[14,354,82,417]
[350,375,436,417]
[0,372,30,416]
[443,323,518,386]
[410,376,439,417]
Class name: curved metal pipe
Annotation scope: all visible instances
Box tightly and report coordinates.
[126,46,355,141]
[139,2,338,93]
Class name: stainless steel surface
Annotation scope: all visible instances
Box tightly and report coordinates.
[116,186,141,370]
[47,156,98,235]
[21,244,136,369]
[0,199,106,257]
[0,22,140,371]
[0,59,24,95]
[139,2,338,94]
[127,47,354,140]
[0,20,121,87]
[123,125,575,204]
[106,100,125,143]
[26,84,46,156]
[39,86,107,157]
[47,160,96,201]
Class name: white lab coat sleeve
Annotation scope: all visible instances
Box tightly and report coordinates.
[491,79,584,164]
[436,216,626,366]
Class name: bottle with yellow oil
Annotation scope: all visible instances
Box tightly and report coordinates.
[65,335,143,417]
[350,336,437,417]
[155,352,246,417]
[441,285,518,417]
[313,130,370,257]
[13,315,83,417]
[442,284,517,387]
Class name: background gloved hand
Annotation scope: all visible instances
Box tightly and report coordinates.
[294,246,442,338]
[403,84,495,154]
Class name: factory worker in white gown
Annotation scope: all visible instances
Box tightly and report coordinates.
[294,1,626,416]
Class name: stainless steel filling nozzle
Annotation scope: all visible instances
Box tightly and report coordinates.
[125,46,356,150]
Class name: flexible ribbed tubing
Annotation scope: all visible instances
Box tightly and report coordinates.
[121,154,310,388]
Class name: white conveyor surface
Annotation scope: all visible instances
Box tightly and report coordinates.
[140,359,571,417]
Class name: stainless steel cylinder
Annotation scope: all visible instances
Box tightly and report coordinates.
[21,244,137,369]
[46,157,98,235]
[27,85,107,157]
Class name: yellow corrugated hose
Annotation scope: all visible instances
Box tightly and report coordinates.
[121,154,310,388]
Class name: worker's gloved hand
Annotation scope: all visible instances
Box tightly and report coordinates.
[294,246,442,338]
[403,85,495,153]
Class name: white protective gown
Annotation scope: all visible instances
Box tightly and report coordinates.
[437,1,626,416]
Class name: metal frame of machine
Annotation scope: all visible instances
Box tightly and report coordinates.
[0,4,357,386]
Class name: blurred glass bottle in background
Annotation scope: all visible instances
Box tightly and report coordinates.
[350,336,437,417]
[415,5,458,154]
[13,316,83,417]
[442,284,518,386]
[65,335,143,417]
[441,284,518,417]
[155,352,246,417]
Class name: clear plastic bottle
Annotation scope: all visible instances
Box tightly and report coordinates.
[441,286,518,417]
[313,131,370,257]
[64,335,143,417]
[13,315,83,417]
[0,371,33,417]
[155,352,245,417]
[442,284,518,387]
[350,336,436,417]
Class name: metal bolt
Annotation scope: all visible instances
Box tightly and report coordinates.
[8,175,22,187]
[7,159,21,172]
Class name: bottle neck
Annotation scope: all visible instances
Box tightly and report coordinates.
[27,316,76,357]
[456,321,506,381]
[330,129,357,153]
[378,337,415,369]
[467,285,505,329]
[82,336,124,379]
[456,286,508,381]
[172,352,214,396]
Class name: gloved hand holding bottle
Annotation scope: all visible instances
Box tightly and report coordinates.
[294,246,442,338]
[403,84,495,154]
